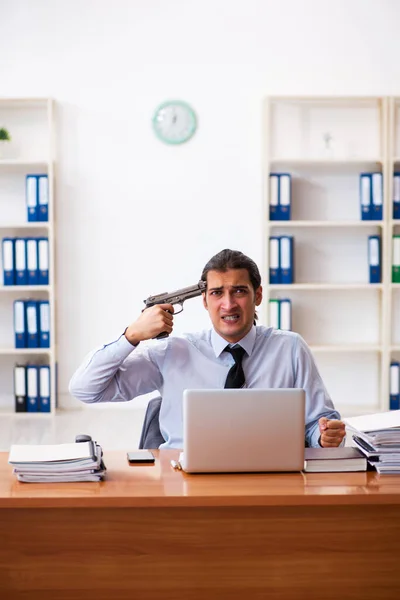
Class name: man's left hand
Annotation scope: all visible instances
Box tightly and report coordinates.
[318,417,346,447]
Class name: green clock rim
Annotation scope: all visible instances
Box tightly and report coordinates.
[152,100,197,145]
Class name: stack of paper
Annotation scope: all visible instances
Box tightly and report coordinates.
[8,441,106,482]
[344,411,400,475]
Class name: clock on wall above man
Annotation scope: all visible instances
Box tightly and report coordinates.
[152,100,197,145]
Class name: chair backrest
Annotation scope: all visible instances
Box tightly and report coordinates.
[138,396,166,449]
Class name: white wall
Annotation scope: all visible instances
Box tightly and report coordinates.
[1,0,400,409]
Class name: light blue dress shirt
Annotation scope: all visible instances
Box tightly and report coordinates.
[69,325,341,449]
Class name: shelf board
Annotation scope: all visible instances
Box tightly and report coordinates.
[269,158,382,169]
[0,159,49,169]
[0,222,50,230]
[310,345,382,353]
[0,285,50,292]
[268,220,384,228]
[0,409,53,417]
[269,96,382,106]
[0,348,51,355]
[0,97,50,108]
[269,283,382,291]
[390,284,400,289]
[390,346,400,352]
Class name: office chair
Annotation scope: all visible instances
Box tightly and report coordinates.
[138,396,166,449]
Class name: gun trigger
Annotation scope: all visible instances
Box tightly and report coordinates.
[173,303,183,315]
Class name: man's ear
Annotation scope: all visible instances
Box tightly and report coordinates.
[255,285,263,306]
[202,293,208,311]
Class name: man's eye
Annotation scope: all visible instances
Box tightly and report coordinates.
[235,289,246,294]
[211,291,221,296]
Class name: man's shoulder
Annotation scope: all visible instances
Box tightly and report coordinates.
[256,325,301,346]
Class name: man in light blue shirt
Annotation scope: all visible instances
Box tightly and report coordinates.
[69,249,346,448]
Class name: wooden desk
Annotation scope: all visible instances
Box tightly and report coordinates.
[1,450,400,600]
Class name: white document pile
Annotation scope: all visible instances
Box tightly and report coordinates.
[8,441,106,483]
[344,411,400,475]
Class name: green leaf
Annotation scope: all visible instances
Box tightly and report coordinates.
[0,128,11,141]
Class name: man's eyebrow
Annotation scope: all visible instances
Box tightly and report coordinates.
[207,284,250,291]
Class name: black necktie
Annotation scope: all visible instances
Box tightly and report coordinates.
[224,345,246,389]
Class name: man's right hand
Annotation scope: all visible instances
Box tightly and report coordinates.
[124,304,174,346]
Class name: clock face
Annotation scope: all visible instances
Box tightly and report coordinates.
[153,101,197,145]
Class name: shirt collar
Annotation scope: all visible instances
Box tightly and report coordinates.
[211,325,256,358]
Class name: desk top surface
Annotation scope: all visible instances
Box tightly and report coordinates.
[1,450,400,508]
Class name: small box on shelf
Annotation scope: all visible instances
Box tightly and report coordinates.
[368,235,381,284]
[14,363,51,413]
[13,299,50,350]
[269,173,291,221]
[268,236,294,284]
[26,174,48,222]
[392,235,400,283]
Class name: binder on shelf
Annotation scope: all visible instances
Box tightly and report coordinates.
[269,237,280,284]
[279,236,294,284]
[394,173,400,220]
[368,235,381,284]
[26,300,39,348]
[279,298,292,331]
[393,235,400,284]
[15,238,27,285]
[26,175,38,222]
[278,174,291,221]
[390,362,400,411]
[38,175,49,222]
[38,238,49,285]
[26,238,39,285]
[360,173,372,221]
[39,365,51,412]
[14,365,27,413]
[14,300,26,348]
[2,237,15,286]
[371,172,383,220]
[269,174,279,220]
[26,365,39,412]
[268,299,280,329]
[39,300,50,348]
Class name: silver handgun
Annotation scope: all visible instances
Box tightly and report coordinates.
[144,280,207,339]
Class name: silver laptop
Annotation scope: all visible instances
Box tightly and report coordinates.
[179,388,305,473]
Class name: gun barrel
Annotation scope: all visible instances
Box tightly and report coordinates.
[144,280,206,307]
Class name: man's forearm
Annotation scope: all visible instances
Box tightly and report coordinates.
[69,334,142,404]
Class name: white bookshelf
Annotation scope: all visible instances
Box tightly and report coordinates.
[388,98,400,385]
[0,98,56,416]
[263,96,389,417]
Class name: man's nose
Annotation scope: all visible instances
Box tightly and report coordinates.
[221,294,237,309]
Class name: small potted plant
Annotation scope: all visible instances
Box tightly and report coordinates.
[0,127,11,158]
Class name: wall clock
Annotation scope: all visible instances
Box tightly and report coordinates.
[152,100,197,145]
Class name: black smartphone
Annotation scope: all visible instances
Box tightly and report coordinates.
[127,450,155,464]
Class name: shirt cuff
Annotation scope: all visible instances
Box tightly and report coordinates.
[123,327,140,348]
[101,332,138,361]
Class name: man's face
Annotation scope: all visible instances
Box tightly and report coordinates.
[203,268,262,343]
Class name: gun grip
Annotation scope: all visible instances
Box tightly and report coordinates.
[154,308,172,340]
[155,331,169,340]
